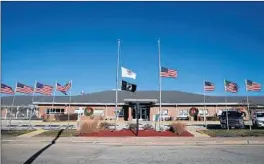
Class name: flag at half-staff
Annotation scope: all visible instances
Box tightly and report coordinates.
[1,83,14,94]
[35,82,53,96]
[121,67,137,79]
[16,82,34,94]
[56,81,72,95]
[160,66,177,78]
[121,80,137,92]
[224,80,238,93]
[246,79,261,91]
[204,81,215,91]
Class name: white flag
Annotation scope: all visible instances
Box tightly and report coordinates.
[121,67,136,79]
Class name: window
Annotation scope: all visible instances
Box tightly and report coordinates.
[46,108,65,114]
[74,108,84,115]
[94,109,104,116]
[199,109,209,116]
[256,113,264,117]
[178,109,188,116]
[221,111,242,118]
[118,108,124,117]
[217,110,223,116]
[162,109,168,116]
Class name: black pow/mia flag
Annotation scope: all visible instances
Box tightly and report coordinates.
[121,80,137,92]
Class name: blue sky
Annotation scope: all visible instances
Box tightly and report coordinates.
[2,2,264,96]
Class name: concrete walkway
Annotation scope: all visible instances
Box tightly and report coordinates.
[185,125,210,137]
[17,129,47,138]
[3,137,264,146]
[187,129,210,137]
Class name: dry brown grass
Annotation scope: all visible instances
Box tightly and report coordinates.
[78,115,105,134]
[79,119,99,134]
[170,122,186,135]
[89,115,104,121]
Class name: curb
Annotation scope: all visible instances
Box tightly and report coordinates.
[3,139,264,146]
[196,130,210,137]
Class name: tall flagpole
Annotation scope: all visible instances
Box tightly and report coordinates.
[224,79,229,130]
[50,81,57,129]
[67,80,72,129]
[29,80,37,129]
[115,39,120,129]
[245,79,251,130]
[9,82,17,131]
[158,38,162,131]
[203,80,207,128]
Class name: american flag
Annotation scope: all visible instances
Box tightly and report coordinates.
[16,82,34,94]
[160,66,177,78]
[1,83,14,94]
[35,82,53,96]
[225,80,238,93]
[246,80,261,91]
[204,81,215,91]
[56,81,72,95]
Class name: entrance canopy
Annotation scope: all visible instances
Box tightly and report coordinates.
[124,99,158,121]
[124,99,158,104]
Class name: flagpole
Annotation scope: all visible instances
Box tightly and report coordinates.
[224,79,229,130]
[245,79,251,131]
[203,80,207,128]
[158,38,162,131]
[29,80,36,129]
[67,80,72,129]
[115,39,120,129]
[50,81,57,129]
[9,82,17,131]
[31,81,36,105]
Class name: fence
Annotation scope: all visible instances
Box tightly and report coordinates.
[1,106,77,130]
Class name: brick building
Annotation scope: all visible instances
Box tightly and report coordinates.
[1,90,264,121]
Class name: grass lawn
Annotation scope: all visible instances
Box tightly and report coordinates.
[35,129,79,137]
[1,130,35,137]
[199,129,264,137]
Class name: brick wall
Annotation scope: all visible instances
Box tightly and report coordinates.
[37,104,250,121]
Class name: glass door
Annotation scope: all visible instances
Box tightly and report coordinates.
[141,108,147,120]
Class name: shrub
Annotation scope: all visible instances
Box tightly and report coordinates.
[89,115,94,120]
[99,122,112,130]
[142,124,153,130]
[90,115,104,121]
[128,123,137,130]
[79,120,99,134]
[170,122,186,135]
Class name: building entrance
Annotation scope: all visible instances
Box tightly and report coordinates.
[131,105,150,121]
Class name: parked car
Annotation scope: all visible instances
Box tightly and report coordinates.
[252,112,264,128]
[220,110,245,129]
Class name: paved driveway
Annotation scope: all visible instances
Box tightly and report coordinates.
[2,142,264,164]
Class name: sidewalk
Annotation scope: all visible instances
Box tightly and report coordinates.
[3,137,264,146]
[17,129,47,138]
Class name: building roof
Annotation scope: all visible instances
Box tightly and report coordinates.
[1,90,264,106]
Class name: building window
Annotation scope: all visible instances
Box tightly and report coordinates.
[46,108,65,114]
[199,109,209,116]
[178,109,188,117]
[94,109,104,116]
[118,108,124,117]
[162,109,168,116]
[74,108,84,115]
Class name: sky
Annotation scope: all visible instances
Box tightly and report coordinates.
[2,2,264,96]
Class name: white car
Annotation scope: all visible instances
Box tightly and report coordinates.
[252,112,264,128]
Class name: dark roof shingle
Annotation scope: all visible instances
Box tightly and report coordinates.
[1,90,263,106]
